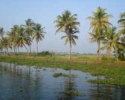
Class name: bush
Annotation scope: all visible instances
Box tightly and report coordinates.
[38,51,53,56]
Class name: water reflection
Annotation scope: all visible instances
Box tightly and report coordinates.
[0,62,125,100]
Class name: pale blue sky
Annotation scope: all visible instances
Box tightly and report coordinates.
[0,0,125,53]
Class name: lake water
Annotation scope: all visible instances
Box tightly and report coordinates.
[0,62,125,100]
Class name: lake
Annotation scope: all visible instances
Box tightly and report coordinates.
[0,62,125,100]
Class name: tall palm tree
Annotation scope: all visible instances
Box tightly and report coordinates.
[33,23,45,54]
[0,27,4,39]
[87,7,112,60]
[24,19,34,54]
[101,27,125,60]
[54,10,80,59]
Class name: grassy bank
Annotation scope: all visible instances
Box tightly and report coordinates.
[0,55,125,86]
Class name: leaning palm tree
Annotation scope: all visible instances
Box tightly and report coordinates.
[0,27,4,39]
[87,7,112,60]
[101,27,125,60]
[33,23,45,54]
[54,10,80,59]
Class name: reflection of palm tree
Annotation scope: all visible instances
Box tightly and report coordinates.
[57,70,75,100]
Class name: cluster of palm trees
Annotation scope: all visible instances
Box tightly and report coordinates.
[0,7,125,60]
[54,7,125,60]
[0,19,45,55]
[87,7,125,60]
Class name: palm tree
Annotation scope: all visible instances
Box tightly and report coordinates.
[15,26,31,54]
[61,31,79,55]
[101,27,125,60]
[118,12,125,25]
[0,27,4,39]
[89,28,105,57]
[0,37,10,55]
[24,19,34,54]
[8,25,19,53]
[33,23,45,54]
[87,7,112,60]
[118,12,125,42]
[54,10,80,59]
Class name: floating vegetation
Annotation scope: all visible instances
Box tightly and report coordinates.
[53,73,77,78]
[53,73,68,77]
[66,90,85,96]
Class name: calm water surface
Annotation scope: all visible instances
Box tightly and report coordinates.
[0,62,125,100]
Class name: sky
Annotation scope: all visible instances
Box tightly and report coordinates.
[0,0,125,54]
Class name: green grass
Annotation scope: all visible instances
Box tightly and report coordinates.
[0,55,125,86]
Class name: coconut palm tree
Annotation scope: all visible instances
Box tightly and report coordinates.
[61,31,79,55]
[24,19,34,53]
[8,25,19,53]
[0,27,4,39]
[87,7,112,60]
[118,12,125,43]
[0,37,10,55]
[33,23,45,54]
[89,28,105,57]
[54,10,80,59]
[101,27,125,60]
[15,26,31,54]
[118,12,125,25]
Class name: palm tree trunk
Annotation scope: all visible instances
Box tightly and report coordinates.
[7,48,8,55]
[13,46,16,54]
[116,52,119,61]
[29,45,31,54]
[69,41,71,59]
[18,46,19,54]
[97,41,101,60]
[24,44,29,55]
[36,42,38,54]
[106,48,111,60]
